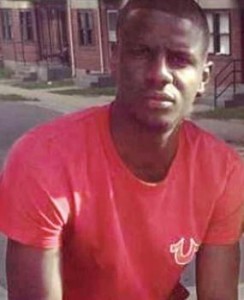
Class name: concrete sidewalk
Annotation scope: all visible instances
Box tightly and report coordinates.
[0,81,113,113]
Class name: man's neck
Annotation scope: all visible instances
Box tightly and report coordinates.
[109,102,181,182]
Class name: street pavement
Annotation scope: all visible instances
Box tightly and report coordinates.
[0,101,60,166]
[0,80,243,299]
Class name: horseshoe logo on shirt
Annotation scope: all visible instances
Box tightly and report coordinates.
[170,238,199,265]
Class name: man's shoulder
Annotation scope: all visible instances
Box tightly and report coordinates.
[4,105,109,167]
[182,120,243,166]
[17,105,107,142]
[30,105,108,138]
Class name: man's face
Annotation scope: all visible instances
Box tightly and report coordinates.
[112,9,211,132]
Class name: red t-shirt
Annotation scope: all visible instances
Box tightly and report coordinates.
[0,105,243,300]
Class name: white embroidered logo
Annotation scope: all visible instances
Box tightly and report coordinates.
[170,238,199,265]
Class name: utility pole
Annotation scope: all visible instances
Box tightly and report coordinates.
[97,0,105,73]
[67,0,75,77]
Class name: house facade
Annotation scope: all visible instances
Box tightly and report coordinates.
[0,0,243,85]
[69,0,243,86]
[198,0,242,80]
[0,0,70,81]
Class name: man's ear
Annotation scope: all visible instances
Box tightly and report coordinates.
[197,61,213,97]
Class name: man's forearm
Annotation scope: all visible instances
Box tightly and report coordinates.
[7,239,63,300]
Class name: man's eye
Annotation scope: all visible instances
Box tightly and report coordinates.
[168,54,190,68]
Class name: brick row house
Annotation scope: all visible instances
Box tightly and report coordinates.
[199,0,243,83]
[0,0,70,81]
[0,0,243,86]
[70,0,244,87]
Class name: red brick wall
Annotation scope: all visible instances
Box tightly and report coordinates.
[36,7,68,60]
[208,9,243,85]
[71,9,101,72]
[70,3,120,74]
[0,9,39,63]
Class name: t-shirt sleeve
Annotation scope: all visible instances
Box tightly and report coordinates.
[203,157,244,245]
[0,133,71,249]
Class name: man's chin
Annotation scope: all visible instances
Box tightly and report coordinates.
[126,108,181,134]
[136,115,176,133]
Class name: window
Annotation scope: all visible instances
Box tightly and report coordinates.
[1,9,12,40]
[77,11,93,46]
[107,10,118,42]
[206,12,230,55]
[20,11,34,42]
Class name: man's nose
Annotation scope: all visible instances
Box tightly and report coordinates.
[146,56,173,87]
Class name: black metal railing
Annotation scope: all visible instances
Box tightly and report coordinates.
[214,59,243,108]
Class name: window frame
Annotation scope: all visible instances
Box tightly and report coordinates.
[107,9,118,43]
[1,9,12,41]
[20,10,34,42]
[77,10,94,47]
[206,10,231,56]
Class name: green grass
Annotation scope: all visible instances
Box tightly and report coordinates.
[0,94,39,102]
[0,68,13,79]
[14,79,74,90]
[52,86,116,96]
[194,106,244,120]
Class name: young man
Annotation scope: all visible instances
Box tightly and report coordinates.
[0,0,243,299]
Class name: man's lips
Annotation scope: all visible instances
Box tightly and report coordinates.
[147,93,175,109]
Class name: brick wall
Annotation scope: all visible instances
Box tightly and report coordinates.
[70,1,120,75]
[0,8,39,64]
[206,9,243,89]
[36,7,68,60]
[71,8,102,73]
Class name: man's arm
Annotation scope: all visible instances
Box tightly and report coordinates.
[196,242,240,300]
[6,239,62,300]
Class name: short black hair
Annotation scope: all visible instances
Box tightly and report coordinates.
[117,0,210,54]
